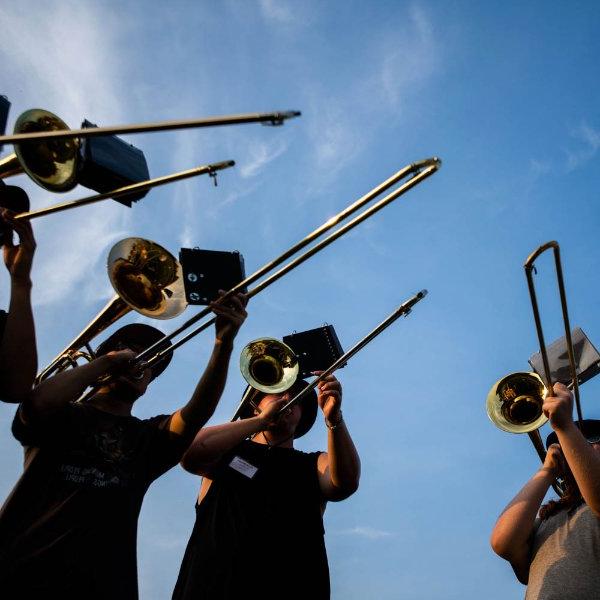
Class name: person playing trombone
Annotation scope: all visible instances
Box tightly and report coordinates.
[172,371,361,600]
[0,198,38,403]
[491,382,600,599]
[0,292,248,600]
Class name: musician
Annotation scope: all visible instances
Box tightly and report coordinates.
[0,293,247,600]
[491,382,600,599]
[173,372,361,600]
[0,205,37,402]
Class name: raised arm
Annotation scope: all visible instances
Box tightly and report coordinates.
[315,373,361,501]
[544,383,600,515]
[181,398,286,475]
[0,211,37,402]
[490,447,561,584]
[21,350,134,421]
[171,292,248,437]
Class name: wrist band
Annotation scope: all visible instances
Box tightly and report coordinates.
[325,411,343,431]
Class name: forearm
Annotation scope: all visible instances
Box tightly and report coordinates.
[180,339,234,432]
[24,355,114,418]
[491,468,553,560]
[181,416,264,473]
[0,280,37,401]
[327,419,361,495]
[556,422,600,514]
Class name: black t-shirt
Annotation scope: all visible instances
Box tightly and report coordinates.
[172,439,330,600]
[0,403,187,600]
[0,309,7,341]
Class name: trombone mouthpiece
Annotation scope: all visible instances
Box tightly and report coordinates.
[210,160,236,170]
[280,110,301,119]
[265,111,302,126]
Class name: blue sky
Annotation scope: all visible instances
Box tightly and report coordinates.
[1,1,600,598]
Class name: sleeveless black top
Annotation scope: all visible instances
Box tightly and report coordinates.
[173,440,330,600]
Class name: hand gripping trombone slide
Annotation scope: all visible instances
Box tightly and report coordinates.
[275,290,428,416]
[127,157,441,375]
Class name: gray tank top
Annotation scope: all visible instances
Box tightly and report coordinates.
[526,503,600,600]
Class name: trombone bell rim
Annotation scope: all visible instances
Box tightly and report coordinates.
[240,337,299,394]
[486,371,548,434]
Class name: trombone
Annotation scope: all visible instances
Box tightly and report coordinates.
[487,241,581,495]
[129,157,441,374]
[0,105,299,217]
[0,109,301,145]
[234,291,428,420]
[36,237,187,384]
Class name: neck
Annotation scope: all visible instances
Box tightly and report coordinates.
[253,429,294,448]
[87,388,133,417]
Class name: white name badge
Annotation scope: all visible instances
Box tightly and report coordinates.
[229,455,258,479]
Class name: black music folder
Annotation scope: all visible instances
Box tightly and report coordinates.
[283,325,345,378]
[529,327,600,386]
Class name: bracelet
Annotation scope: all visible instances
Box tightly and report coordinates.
[325,411,343,431]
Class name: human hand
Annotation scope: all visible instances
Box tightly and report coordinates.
[542,443,565,478]
[104,349,138,374]
[2,209,36,285]
[255,396,288,428]
[543,382,574,432]
[210,291,248,345]
[315,371,342,424]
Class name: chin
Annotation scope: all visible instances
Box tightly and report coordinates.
[112,379,145,403]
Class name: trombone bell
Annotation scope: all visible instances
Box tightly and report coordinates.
[1,109,79,192]
[240,338,299,394]
[486,372,548,433]
[107,238,187,319]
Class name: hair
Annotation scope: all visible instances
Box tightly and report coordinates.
[539,466,583,520]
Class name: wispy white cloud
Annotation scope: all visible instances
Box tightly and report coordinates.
[566,121,600,171]
[239,139,289,178]
[334,525,394,540]
[378,4,437,109]
[258,0,297,24]
[302,4,439,187]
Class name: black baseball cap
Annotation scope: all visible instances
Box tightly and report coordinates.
[0,181,30,213]
[546,419,600,448]
[235,378,318,439]
[95,323,172,381]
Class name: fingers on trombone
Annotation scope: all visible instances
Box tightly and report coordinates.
[211,291,248,317]
[313,371,341,392]
[1,209,35,250]
[216,289,249,309]
[209,300,248,322]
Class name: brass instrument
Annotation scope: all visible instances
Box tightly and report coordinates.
[487,241,580,496]
[36,237,186,384]
[240,338,299,393]
[0,104,299,219]
[0,109,234,218]
[232,291,428,421]
[0,109,301,145]
[129,158,441,373]
[0,109,79,192]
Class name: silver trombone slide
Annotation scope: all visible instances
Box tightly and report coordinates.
[133,158,441,371]
[0,111,301,145]
[277,290,428,415]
